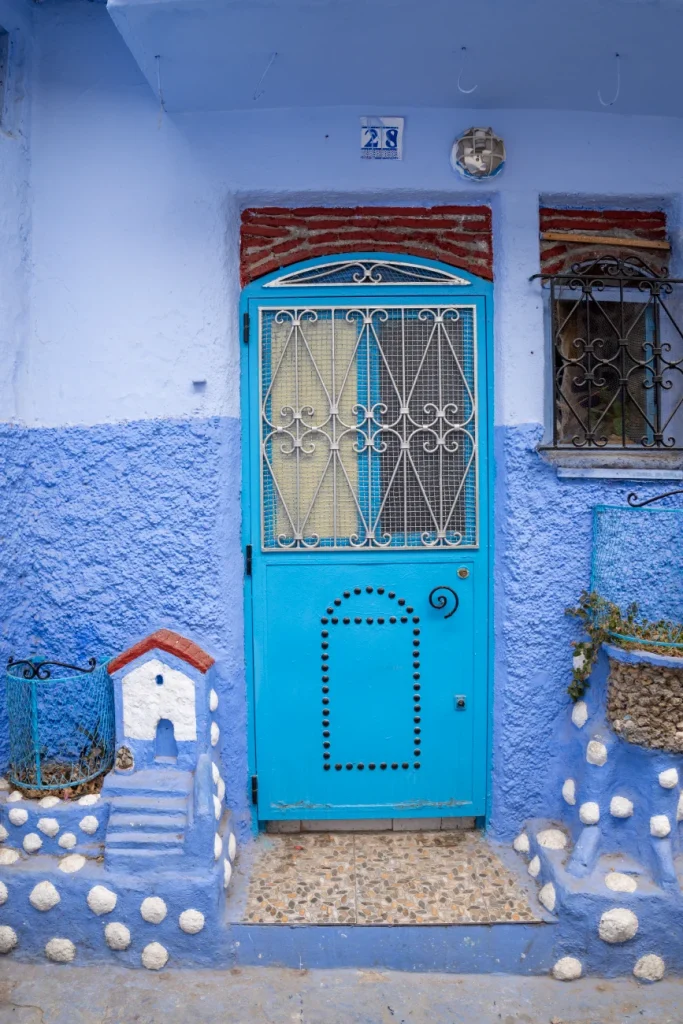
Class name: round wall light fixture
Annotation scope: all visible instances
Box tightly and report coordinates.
[451,126,505,180]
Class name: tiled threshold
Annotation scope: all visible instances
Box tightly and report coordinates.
[236,830,544,926]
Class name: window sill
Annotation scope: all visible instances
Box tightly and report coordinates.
[537,446,683,481]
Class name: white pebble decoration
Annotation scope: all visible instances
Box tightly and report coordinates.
[0,825,7,842]
[212,762,219,784]
[45,938,76,963]
[8,808,28,827]
[513,833,529,854]
[23,833,42,854]
[217,777,226,802]
[140,896,167,924]
[610,796,634,818]
[59,854,86,873]
[650,815,671,838]
[142,941,168,970]
[179,909,205,934]
[586,740,607,766]
[213,795,222,820]
[579,802,600,825]
[0,926,18,954]
[528,855,540,878]
[58,832,77,850]
[87,885,117,916]
[537,829,567,850]
[658,768,679,789]
[7,791,22,802]
[0,929,17,950]
[210,722,220,747]
[228,832,237,861]
[606,872,637,893]
[105,922,131,950]
[209,689,219,712]
[678,792,683,822]
[79,815,99,835]
[0,777,8,790]
[539,882,556,912]
[552,956,582,981]
[30,881,60,911]
[599,908,639,944]
[633,954,665,982]
[78,794,99,806]
[0,849,19,866]
[571,701,588,728]
[39,796,60,808]
[0,881,7,905]
[224,858,232,888]
[561,779,576,805]
[37,818,59,838]
[214,833,222,860]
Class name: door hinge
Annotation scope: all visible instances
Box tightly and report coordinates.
[245,544,252,576]
[243,311,250,345]
[251,774,258,804]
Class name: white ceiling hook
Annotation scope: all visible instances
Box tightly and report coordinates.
[457,47,478,95]
[598,52,621,107]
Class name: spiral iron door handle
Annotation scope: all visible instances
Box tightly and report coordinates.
[428,586,459,619]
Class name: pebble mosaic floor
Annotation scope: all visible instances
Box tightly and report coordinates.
[244,831,541,925]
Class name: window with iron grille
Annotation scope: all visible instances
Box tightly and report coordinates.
[535,256,683,450]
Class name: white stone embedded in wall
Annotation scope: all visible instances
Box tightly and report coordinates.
[537,829,567,850]
[528,855,540,877]
[209,689,219,712]
[633,954,665,982]
[212,762,219,784]
[0,881,7,905]
[214,833,222,860]
[586,740,607,766]
[211,722,220,747]
[30,881,60,911]
[45,938,76,963]
[213,795,221,820]
[179,909,205,934]
[571,701,588,728]
[140,896,167,924]
[224,858,232,888]
[579,802,600,825]
[122,658,197,741]
[606,872,637,893]
[23,833,42,853]
[87,886,118,916]
[599,908,639,943]
[513,833,529,854]
[658,768,678,789]
[0,926,18,954]
[79,815,99,835]
[561,779,576,806]
[78,794,99,806]
[228,832,236,862]
[0,825,8,842]
[105,922,131,950]
[39,796,60,809]
[610,796,634,818]
[58,832,77,850]
[678,792,683,822]
[141,942,168,970]
[217,777,226,803]
[37,818,60,838]
[59,854,86,873]
[0,778,8,790]
[539,882,556,912]
[552,956,582,981]
[0,849,19,866]
[8,809,28,826]
[7,791,22,802]
[650,815,671,838]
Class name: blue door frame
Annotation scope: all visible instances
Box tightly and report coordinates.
[241,253,494,823]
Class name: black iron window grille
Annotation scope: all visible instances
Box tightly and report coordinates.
[533,256,683,450]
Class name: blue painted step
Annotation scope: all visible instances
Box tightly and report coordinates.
[102,768,193,868]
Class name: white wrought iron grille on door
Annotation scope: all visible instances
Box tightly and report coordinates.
[260,305,478,550]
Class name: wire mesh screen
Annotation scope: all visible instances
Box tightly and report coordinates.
[5,661,115,791]
[591,504,683,647]
[260,305,478,549]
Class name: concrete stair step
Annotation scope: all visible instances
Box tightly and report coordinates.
[102,768,192,798]
[106,831,184,849]
[109,795,188,814]
[108,811,187,833]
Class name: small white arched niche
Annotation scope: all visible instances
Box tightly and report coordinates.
[122,658,197,742]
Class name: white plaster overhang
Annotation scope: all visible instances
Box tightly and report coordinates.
[106,0,683,117]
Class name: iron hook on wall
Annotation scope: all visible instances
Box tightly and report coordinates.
[457,47,478,95]
[598,52,621,108]
[627,489,683,508]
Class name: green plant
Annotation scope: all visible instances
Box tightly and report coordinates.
[566,591,683,701]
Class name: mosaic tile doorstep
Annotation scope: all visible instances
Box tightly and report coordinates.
[244,831,542,925]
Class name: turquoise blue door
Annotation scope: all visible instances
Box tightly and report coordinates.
[243,255,492,821]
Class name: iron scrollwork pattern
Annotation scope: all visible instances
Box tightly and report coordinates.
[6,657,98,680]
[260,305,478,549]
[533,256,683,450]
[428,586,459,619]
[264,259,471,288]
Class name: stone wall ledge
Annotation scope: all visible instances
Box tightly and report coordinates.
[604,643,683,671]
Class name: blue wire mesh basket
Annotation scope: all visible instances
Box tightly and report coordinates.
[591,501,683,651]
[5,658,115,791]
